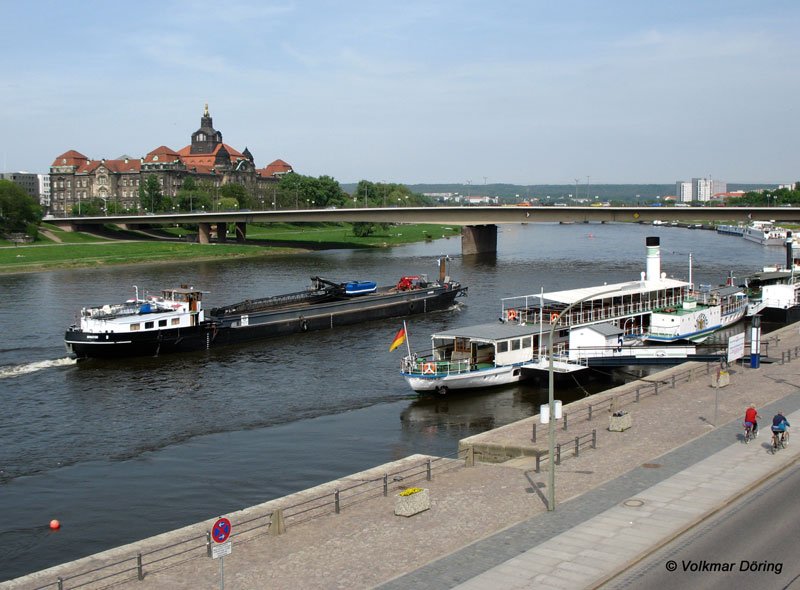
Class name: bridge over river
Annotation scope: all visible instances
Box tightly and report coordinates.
[50,206,800,254]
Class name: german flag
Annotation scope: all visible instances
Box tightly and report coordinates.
[389,326,407,351]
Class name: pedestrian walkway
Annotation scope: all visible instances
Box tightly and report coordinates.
[443,408,800,590]
[377,398,800,590]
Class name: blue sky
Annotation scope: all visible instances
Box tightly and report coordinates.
[1,0,798,184]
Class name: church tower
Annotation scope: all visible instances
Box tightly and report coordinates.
[190,103,223,154]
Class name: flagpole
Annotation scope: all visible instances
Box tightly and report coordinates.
[403,320,413,357]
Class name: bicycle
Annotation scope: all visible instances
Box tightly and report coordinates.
[771,429,789,453]
[743,422,755,444]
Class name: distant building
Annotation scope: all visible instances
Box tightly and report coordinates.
[38,174,50,210]
[676,181,693,203]
[465,195,498,205]
[0,171,40,199]
[49,105,292,216]
[692,178,726,202]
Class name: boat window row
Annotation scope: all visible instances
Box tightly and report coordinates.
[127,318,178,332]
[496,336,532,353]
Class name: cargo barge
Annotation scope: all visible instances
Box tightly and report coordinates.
[65,258,466,359]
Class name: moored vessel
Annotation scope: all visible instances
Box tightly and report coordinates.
[399,237,746,394]
[742,220,788,246]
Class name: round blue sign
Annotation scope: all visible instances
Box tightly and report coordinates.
[212,517,232,543]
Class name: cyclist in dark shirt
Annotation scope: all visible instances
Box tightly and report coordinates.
[772,412,790,432]
[771,412,791,448]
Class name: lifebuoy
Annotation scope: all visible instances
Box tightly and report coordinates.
[506,309,518,321]
[422,362,436,375]
[550,313,558,323]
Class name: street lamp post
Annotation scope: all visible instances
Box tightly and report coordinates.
[547,286,618,511]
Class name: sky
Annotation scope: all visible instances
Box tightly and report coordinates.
[1,0,798,185]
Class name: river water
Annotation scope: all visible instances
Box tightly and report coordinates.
[0,223,785,580]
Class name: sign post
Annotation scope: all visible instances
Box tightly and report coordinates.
[211,517,232,590]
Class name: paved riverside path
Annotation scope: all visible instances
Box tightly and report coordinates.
[5,324,800,590]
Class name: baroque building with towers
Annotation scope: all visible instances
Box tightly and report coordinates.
[49,105,292,215]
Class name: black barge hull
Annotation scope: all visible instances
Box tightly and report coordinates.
[65,285,465,359]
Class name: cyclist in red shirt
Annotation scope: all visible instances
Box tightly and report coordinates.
[744,404,760,438]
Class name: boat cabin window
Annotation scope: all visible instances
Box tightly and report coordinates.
[522,336,532,348]
[511,339,521,351]
[171,318,180,326]
[145,321,154,329]
[497,341,509,353]
[158,319,167,327]
[130,323,140,331]
[454,337,470,353]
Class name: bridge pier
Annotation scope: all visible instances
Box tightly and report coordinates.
[461,224,498,255]
[216,223,227,242]
[198,223,211,244]
[235,222,247,242]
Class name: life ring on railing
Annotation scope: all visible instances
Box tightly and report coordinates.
[506,309,518,321]
[550,313,558,323]
[422,362,436,375]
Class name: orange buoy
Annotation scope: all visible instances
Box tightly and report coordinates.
[49,519,60,530]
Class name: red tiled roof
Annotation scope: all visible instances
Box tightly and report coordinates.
[52,150,89,167]
[261,159,293,177]
[143,146,181,163]
[75,158,142,174]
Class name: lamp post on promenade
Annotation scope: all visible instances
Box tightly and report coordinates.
[547,286,619,511]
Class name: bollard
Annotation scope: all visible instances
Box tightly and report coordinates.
[706,362,710,375]
[592,429,597,449]
[563,413,568,431]
[531,423,537,443]
[383,474,388,496]
[206,531,212,557]
[466,446,475,467]
[269,508,286,536]
[654,382,659,396]
[574,436,580,457]
[556,444,561,465]
[334,489,340,514]
[426,459,432,481]
[58,578,64,590]
[671,375,675,388]
[588,404,593,421]
[137,552,144,581]
[535,454,541,473]
[782,351,786,365]
[635,387,640,403]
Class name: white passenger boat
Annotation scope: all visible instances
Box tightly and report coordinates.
[742,220,788,246]
[716,223,745,237]
[645,283,747,343]
[501,238,747,346]
[744,237,800,323]
[399,323,567,393]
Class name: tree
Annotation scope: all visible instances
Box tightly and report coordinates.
[276,173,349,209]
[352,222,377,237]
[72,198,104,217]
[138,175,170,212]
[219,183,252,209]
[176,177,200,211]
[0,179,42,237]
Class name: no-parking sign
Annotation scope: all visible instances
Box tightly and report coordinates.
[212,517,232,544]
